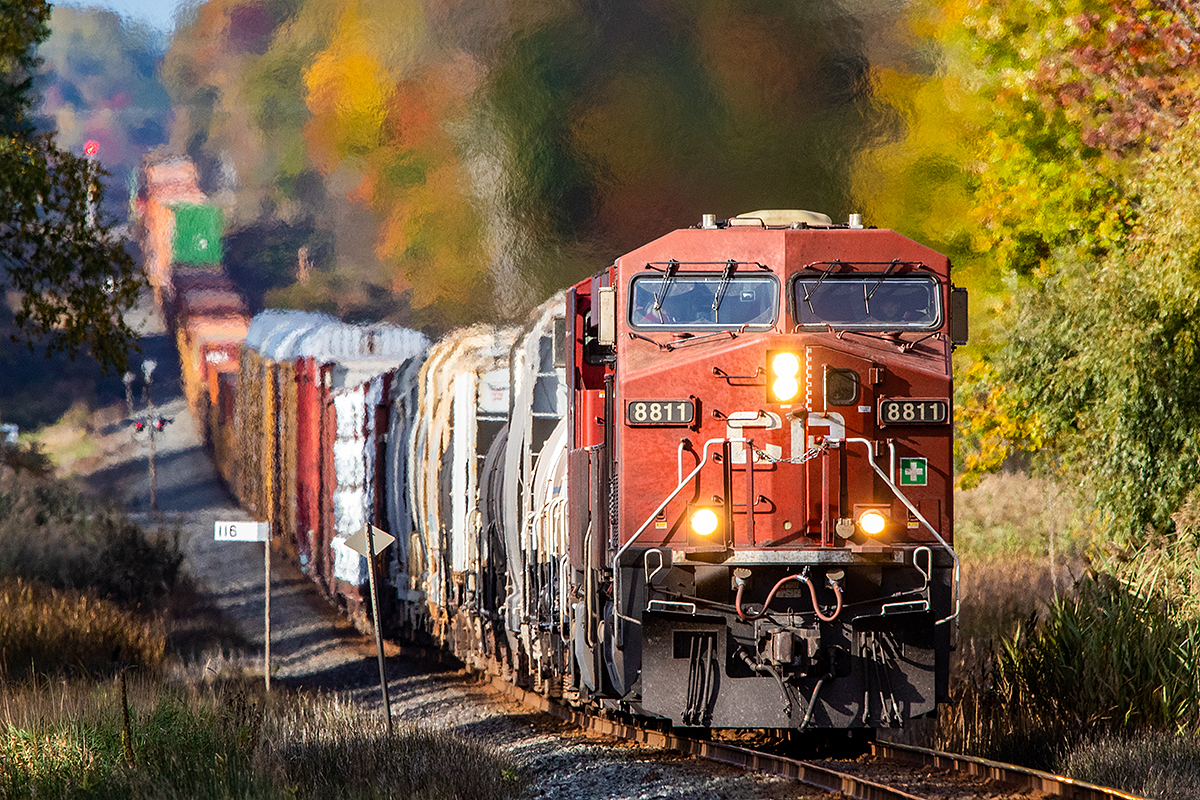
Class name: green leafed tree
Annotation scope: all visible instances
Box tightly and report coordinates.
[0,0,143,374]
[949,0,1200,538]
[997,115,1200,541]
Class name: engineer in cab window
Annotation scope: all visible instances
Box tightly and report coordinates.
[871,287,932,326]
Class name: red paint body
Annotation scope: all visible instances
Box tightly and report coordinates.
[295,356,321,576]
[595,226,954,553]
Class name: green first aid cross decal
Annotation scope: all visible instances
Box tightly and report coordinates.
[899,458,928,486]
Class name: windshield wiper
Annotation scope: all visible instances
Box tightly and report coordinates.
[711,259,737,316]
[652,259,680,313]
[863,259,900,315]
[802,259,841,314]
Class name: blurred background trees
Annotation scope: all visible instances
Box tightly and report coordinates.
[1,0,143,375]
[22,0,1200,555]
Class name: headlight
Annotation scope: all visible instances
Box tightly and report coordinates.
[767,351,802,402]
[690,508,719,536]
[772,376,799,401]
[771,351,800,378]
[858,509,888,536]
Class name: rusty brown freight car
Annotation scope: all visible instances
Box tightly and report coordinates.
[169,270,249,435]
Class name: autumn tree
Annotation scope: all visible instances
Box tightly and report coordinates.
[946,0,1200,538]
[0,0,142,373]
[164,0,906,327]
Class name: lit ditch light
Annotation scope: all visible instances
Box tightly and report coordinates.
[857,507,890,537]
[690,507,720,536]
[767,351,801,402]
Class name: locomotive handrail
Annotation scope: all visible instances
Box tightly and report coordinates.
[627,328,742,351]
[614,437,749,642]
[844,436,961,626]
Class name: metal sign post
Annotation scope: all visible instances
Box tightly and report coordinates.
[215,521,272,690]
[142,360,157,512]
[344,523,396,735]
[265,528,271,692]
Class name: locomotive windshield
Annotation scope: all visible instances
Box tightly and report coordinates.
[793,275,940,330]
[629,273,778,328]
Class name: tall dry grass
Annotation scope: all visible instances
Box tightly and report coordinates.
[1057,731,1200,800]
[0,676,520,800]
[938,472,1088,763]
[943,473,1200,794]
[0,474,183,609]
[0,474,182,681]
[0,577,166,680]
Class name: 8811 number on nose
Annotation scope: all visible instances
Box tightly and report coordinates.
[625,399,695,427]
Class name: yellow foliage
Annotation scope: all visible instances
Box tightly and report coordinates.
[304,6,391,169]
[956,360,1046,488]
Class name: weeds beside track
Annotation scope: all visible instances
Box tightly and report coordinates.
[0,675,520,800]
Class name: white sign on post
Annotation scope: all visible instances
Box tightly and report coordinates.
[214,521,270,542]
[214,518,273,692]
[343,523,395,557]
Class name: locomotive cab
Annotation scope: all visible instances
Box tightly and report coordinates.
[565,211,964,734]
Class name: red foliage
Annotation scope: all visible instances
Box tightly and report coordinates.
[1036,0,1200,153]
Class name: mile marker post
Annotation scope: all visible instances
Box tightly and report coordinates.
[214,521,272,690]
[264,522,271,692]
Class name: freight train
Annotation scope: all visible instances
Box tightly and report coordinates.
[149,193,967,746]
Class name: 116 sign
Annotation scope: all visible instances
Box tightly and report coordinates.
[214,521,269,542]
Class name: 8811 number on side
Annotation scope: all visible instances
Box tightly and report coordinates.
[626,399,695,427]
[878,398,949,426]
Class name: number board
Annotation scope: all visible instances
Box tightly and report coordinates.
[878,399,949,426]
[626,399,695,427]
[214,521,269,542]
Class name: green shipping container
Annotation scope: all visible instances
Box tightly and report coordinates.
[171,203,223,265]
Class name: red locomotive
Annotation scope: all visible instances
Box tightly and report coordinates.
[563,210,966,738]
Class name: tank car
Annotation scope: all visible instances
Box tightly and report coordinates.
[386,325,520,647]
[542,210,968,738]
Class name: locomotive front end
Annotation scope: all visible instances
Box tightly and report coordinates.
[568,211,965,735]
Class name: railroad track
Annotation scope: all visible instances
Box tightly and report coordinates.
[481,673,1145,800]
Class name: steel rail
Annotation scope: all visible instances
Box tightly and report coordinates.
[484,674,926,800]
[476,669,1148,800]
[872,741,1148,800]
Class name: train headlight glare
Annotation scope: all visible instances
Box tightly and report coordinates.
[771,352,801,378]
[858,509,888,536]
[691,508,719,536]
[772,376,800,401]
